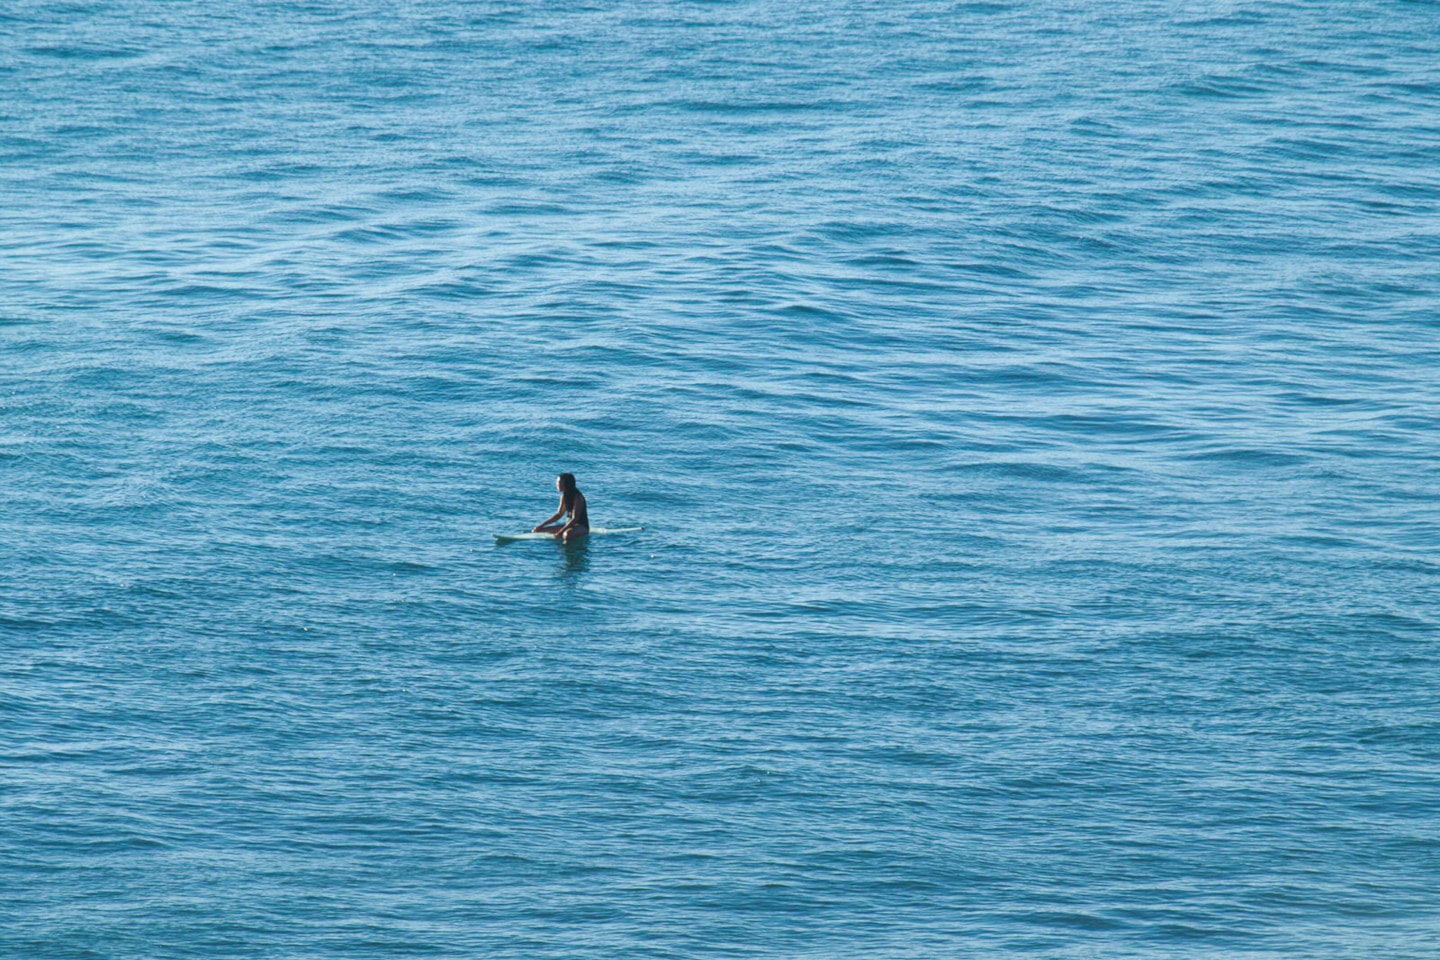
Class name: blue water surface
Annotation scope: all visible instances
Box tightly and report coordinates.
[3,1,1439,957]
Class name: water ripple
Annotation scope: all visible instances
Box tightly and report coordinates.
[4,0,1439,957]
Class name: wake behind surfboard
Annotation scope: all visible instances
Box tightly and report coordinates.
[495,526,643,545]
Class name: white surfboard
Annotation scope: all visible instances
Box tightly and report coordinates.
[495,526,643,545]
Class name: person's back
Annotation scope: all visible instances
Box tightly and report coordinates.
[567,486,588,528]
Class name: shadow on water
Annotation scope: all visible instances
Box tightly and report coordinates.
[557,537,590,580]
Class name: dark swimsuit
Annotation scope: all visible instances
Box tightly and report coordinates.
[565,491,589,532]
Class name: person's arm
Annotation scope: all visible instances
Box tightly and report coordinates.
[532,498,565,532]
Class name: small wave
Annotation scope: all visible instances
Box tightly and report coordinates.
[1175,446,1314,468]
[1174,77,1270,100]
[25,44,139,61]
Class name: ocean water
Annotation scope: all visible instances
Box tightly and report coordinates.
[3,0,1439,956]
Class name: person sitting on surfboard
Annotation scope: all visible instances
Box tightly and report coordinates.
[533,472,589,542]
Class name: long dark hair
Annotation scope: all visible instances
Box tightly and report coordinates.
[558,472,578,509]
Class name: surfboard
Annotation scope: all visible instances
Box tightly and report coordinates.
[494,526,643,545]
